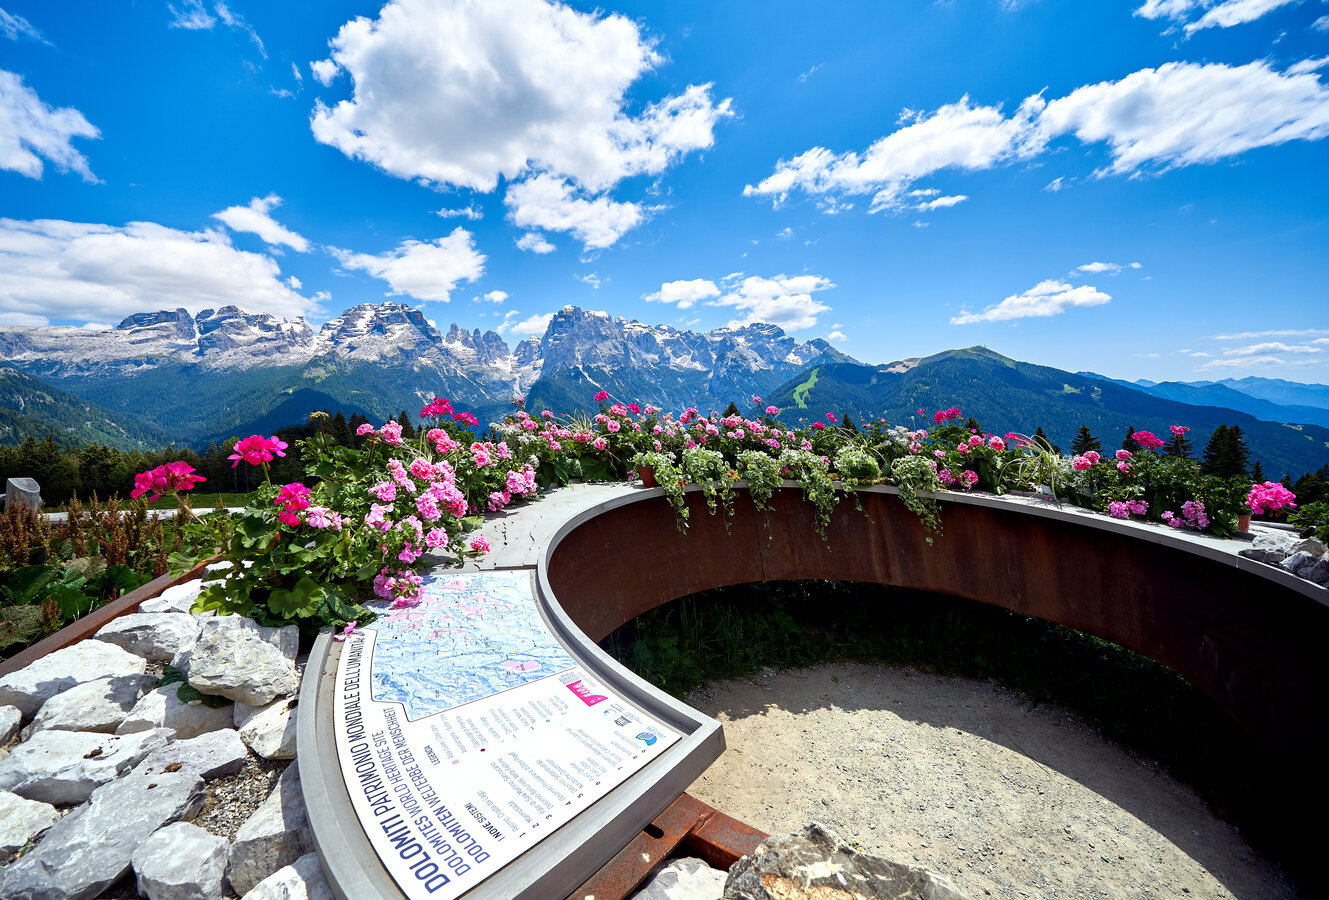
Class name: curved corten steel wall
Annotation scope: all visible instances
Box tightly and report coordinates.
[546,487,1326,772]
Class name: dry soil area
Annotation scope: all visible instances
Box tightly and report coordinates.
[685,662,1301,900]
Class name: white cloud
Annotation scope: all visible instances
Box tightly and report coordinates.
[497,311,553,337]
[644,278,720,309]
[744,95,1046,211]
[291,62,303,84]
[775,226,794,239]
[951,279,1111,324]
[309,0,732,248]
[1039,60,1329,175]
[333,227,485,302]
[505,174,642,250]
[482,290,507,304]
[168,0,215,30]
[827,330,847,342]
[1044,176,1066,192]
[749,59,1329,210]
[212,194,309,252]
[1,8,46,43]
[435,204,482,221]
[0,217,320,324]
[1197,354,1317,369]
[214,1,265,56]
[310,58,338,86]
[917,193,968,210]
[710,274,835,331]
[1223,341,1323,354]
[515,232,556,254]
[1211,327,1329,339]
[1314,15,1329,32]
[1075,261,1142,275]
[579,273,602,290]
[798,64,821,83]
[1159,0,1300,33]
[0,70,99,181]
[1286,56,1329,77]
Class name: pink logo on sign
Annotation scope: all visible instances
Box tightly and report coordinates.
[566,680,607,706]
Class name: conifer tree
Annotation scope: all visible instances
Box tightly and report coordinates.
[1121,426,1141,453]
[1165,428,1194,459]
[1070,425,1101,454]
[964,416,981,433]
[1033,426,1061,455]
[1202,425,1250,478]
[841,413,859,436]
[1251,459,1265,484]
[396,410,416,440]
[722,401,740,417]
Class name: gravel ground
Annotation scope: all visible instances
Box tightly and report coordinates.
[685,662,1302,900]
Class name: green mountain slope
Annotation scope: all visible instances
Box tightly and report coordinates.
[768,348,1329,480]
[0,367,174,449]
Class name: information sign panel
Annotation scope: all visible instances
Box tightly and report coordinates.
[333,571,680,899]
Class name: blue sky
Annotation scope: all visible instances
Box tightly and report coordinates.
[1,0,1327,383]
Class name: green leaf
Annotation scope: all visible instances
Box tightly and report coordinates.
[267,575,325,620]
[1,565,61,605]
[157,665,185,687]
[176,682,233,708]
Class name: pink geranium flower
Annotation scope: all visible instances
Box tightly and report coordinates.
[130,461,205,502]
[229,435,288,467]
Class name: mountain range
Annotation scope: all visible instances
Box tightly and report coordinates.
[0,303,1325,479]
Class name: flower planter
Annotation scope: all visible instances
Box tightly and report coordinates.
[637,466,658,488]
[1238,514,1251,533]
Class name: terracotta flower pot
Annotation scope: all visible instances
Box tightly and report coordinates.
[1238,514,1251,533]
[637,466,658,488]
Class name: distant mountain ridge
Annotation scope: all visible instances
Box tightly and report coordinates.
[1079,372,1329,429]
[0,303,854,447]
[768,348,1329,480]
[0,367,174,450]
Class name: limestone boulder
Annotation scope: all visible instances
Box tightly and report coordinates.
[723,822,971,900]
[0,642,146,719]
[0,704,20,743]
[239,852,332,900]
[0,773,204,900]
[0,790,60,857]
[132,821,230,900]
[95,613,200,663]
[117,684,235,739]
[0,728,173,806]
[633,857,727,900]
[1281,550,1318,577]
[227,762,312,896]
[138,581,205,615]
[235,697,298,760]
[130,728,249,781]
[181,616,298,705]
[27,673,157,736]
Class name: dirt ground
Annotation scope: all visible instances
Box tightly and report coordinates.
[685,662,1301,900]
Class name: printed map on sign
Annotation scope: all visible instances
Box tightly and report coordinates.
[367,571,576,719]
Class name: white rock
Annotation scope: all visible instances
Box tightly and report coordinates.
[0,789,60,857]
[181,617,298,706]
[1281,550,1318,576]
[0,773,204,900]
[236,698,297,760]
[227,762,312,896]
[0,641,147,719]
[632,857,728,900]
[131,728,249,781]
[27,673,157,735]
[117,685,234,739]
[0,727,173,806]
[137,580,204,615]
[238,852,332,900]
[0,704,20,743]
[133,821,230,900]
[94,613,200,663]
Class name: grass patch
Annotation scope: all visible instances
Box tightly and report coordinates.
[790,368,819,409]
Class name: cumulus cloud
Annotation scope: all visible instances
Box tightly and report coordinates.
[1314,15,1329,32]
[1198,354,1320,369]
[310,58,338,86]
[747,59,1329,211]
[333,227,485,302]
[1223,341,1323,354]
[644,278,720,309]
[212,194,309,252]
[497,311,553,337]
[709,274,834,331]
[827,330,847,342]
[482,290,507,304]
[950,279,1111,324]
[1135,0,1300,32]
[504,174,643,250]
[515,232,556,254]
[0,217,320,324]
[1,8,47,43]
[0,70,100,181]
[308,0,731,248]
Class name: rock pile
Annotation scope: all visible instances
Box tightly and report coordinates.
[1239,531,1329,586]
[0,573,324,900]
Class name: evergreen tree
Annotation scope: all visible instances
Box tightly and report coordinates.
[396,411,416,440]
[1165,429,1194,459]
[329,411,351,447]
[1202,425,1250,479]
[963,416,981,433]
[1251,459,1265,484]
[841,413,859,436]
[1121,426,1141,453]
[722,401,740,417]
[1033,426,1061,455]
[1292,464,1328,505]
[1070,425,1101,455]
